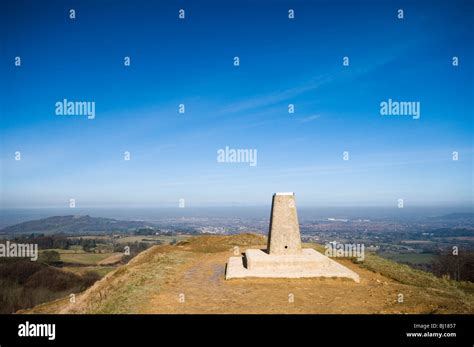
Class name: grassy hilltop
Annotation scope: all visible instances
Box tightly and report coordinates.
[23,234,474,314]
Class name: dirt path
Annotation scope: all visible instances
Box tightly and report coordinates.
[143,250,441,314]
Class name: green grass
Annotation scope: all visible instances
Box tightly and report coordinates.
[61,253,116,265]
[59,252,120,265]
[378,252,435,265]
[40,249,122,265]
[358,253,473,294]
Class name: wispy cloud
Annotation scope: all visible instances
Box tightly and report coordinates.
[220,73,334,115]
[218,45,406,118]
[299,114,321,123]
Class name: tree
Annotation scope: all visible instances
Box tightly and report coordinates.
[432,251,474,282]
[39,250,61,265]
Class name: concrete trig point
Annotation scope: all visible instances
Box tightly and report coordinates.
[225,192,360,282]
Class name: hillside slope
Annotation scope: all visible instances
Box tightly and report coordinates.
[24,234,474,314]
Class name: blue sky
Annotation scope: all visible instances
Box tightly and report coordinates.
[1,0,473,208]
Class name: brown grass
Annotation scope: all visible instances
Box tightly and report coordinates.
[24,234,474,314]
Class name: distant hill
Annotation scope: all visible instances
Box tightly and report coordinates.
[0,215,155,234]
[23,234,474,314]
